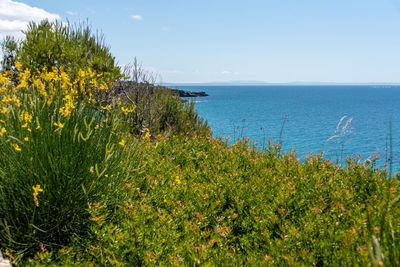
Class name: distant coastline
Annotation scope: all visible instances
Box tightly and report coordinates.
[164,81,400,86]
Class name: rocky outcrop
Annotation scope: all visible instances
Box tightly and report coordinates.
[172,89,209,97]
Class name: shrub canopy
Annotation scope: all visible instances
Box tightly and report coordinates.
[1,20,121,80]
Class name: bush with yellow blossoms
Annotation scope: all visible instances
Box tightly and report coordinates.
[0,65,136,257]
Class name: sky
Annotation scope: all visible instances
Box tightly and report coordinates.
[1,0,400,84]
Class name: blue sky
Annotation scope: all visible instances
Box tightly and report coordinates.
[1,0,400,83]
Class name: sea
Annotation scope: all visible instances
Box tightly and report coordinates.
[175,85,400,170]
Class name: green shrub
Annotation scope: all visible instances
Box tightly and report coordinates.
[118,84,207,135]
[0,67,134,258]
[1,20,121,80]
[28,134,399,266]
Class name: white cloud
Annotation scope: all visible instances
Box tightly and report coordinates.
[131,15,142,20]
[0,0,60,39]
[161,26,169,32]
[66,11,77,16]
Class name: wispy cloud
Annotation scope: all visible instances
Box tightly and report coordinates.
[221,70,240,75]
[131,15,143,20]
[221,70,232,75]
[66,11,77,16]
[164,69,182,74]
[0,0,60,39]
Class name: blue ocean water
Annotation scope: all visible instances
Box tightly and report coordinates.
[176,85,400,169]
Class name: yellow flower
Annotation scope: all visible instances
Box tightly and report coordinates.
[53,121,64,128]
[101,104,111,110]
[142,128,151,140]
[32,184,44,207]
[121,105,136,115]
[20,112,32,123]
[89,79,98,88]
[14,61,22,70]
[118,139,126,147]
[21,123,28,128]
[24,137,29,141]
[175,176,181,185]
[94,124,99,130]
[11,143,21,151]
[0,127,6,136]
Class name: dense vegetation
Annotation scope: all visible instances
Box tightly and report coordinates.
[0,20,399,266]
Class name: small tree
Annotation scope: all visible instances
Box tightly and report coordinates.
[1,20,121,80]
[0,36,18,71]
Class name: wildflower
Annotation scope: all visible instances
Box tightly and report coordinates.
[121,105,136,115]
[32,184,44,207]
[94,124,99,130]
[175,176,181,185]
[118,139,126,147]
[101,104,111,110]
[89,79,98,88]
[59,94,75,117]
[142,128,151,140]
[24,137,29,141]
[20,112,32,123]
[0,127,6,136]
[17,69,30,89]
[54,121,64,128]
[14,61,22,70]
[11,143,21,151]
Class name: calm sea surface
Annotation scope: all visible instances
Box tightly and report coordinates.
[176,85,400,169]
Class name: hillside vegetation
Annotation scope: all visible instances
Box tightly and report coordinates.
[0,20,399,266]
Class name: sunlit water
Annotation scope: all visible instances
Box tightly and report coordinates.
[176,85,400,170]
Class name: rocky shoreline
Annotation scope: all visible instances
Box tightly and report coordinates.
[172,89,209,97]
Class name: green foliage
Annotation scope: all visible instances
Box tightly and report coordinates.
[0,71,133,258]
[2,19,398,266]
[1,20,121,80]
[120,84,207,135]
[0,36,18,71]
[19,134,400,266]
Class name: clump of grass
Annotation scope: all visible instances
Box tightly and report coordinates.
[326,115,354,165]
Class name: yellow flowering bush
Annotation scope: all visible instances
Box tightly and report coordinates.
[0,65,136,256]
